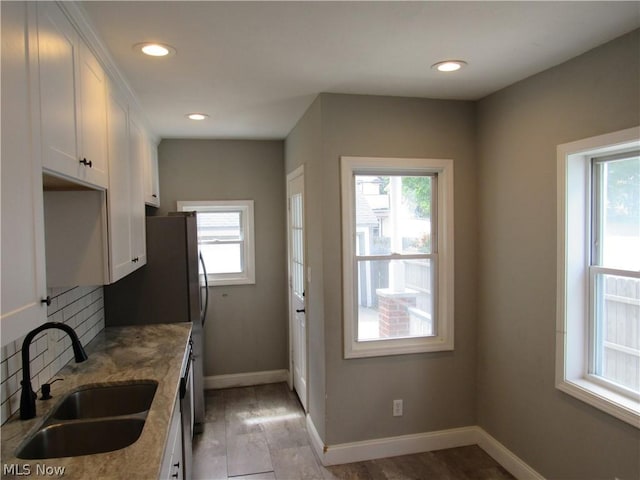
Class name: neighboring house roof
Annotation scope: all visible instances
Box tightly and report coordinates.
[356,191,379,226]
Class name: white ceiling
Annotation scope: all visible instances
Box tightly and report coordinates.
[79,1,640,140]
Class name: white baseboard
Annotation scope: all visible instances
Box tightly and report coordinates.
[475,428,545,480]
[204,369,289,390]
[306,413,326,463]
[306,415,544,480]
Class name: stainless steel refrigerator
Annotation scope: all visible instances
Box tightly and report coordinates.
[104,212,208,437]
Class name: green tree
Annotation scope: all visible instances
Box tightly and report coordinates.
[607,157,639,220]
[402,176,432,218]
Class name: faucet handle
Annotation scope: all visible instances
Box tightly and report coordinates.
[40,378,63,400]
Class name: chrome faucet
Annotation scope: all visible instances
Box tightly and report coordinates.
[20,322,88,420]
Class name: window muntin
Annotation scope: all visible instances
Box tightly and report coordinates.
[177,200,255,286]
[342,157,454,358]
[589,153,640,395]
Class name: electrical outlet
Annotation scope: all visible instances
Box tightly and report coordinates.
[393,399,403,416]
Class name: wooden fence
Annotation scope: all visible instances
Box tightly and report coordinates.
[603,275,640,392]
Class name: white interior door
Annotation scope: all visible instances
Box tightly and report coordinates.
[287,167,307,411]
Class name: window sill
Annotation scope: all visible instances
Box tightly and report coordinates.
[345,336,454,359]
[204,275,255,287]
[556,377,640,428]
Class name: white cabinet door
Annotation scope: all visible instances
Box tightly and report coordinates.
[144,138,161,207]
[37,1,80,180]
[129,114,148,259]
[130,157,147,268]
[1,1,48,346]
[160,397,183,480]
[106,86,146,283]
[77,40,109,187]
[106,86,134,281]
[37,2,108,189]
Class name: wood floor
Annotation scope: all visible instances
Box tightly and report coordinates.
[193,383,514,480]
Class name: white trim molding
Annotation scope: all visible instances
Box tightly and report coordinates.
[556,126,640,428]
[306,415,544,480]
[204,369,289,390]
[475,429,546,480]
[178,199,256,286]
[340,156,455,358]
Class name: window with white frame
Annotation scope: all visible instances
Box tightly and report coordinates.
[341,156,454,358]
[178,200,255,286]
[557,127,640,428]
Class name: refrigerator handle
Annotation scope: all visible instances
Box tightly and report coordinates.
[199,252,209,326]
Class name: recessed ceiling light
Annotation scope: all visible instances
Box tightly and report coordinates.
[431,60,467,72]
[186,113,209,121]
[135,42,176,57]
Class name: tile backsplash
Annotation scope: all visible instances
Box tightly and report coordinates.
[0,286,105,425]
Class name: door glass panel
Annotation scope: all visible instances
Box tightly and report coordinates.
[291,193,304,298]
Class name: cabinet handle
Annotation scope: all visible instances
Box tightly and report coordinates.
[79,158,93,168]
[132,257,139,263]
[152,194,158,198]
[41,296,52,306]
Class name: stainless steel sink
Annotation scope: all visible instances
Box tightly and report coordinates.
[16,380,158,460]
[51,381,158,420]
[16,418,146,459]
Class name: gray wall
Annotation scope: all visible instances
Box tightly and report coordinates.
[476,30,640,479]
[285,97,327,438]
[286,93,478,445]
[157,139,288,377]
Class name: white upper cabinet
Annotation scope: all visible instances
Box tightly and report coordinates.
[77,40,109,186]
[106,84,146,283]
[1,2,48,346]
[129,117,148,266]
[144,138,161,207]
[37,2,108,189]
[2,1,157,325]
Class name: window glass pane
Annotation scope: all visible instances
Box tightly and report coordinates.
[356,259,434,341]
[200,243,243,274]
[593,273,640,393]
[292,228,304,297]
[197,211,242,243]
[595,156,640,270]
[355,175,433,255]
[292,192,303,228]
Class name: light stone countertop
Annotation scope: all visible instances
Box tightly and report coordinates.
[1,323,192,480]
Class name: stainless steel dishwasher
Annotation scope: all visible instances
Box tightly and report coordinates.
[179,339,194,480]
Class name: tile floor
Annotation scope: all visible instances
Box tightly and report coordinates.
[192,383,514,480]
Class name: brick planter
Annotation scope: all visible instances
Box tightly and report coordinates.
[376,288,418,338]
